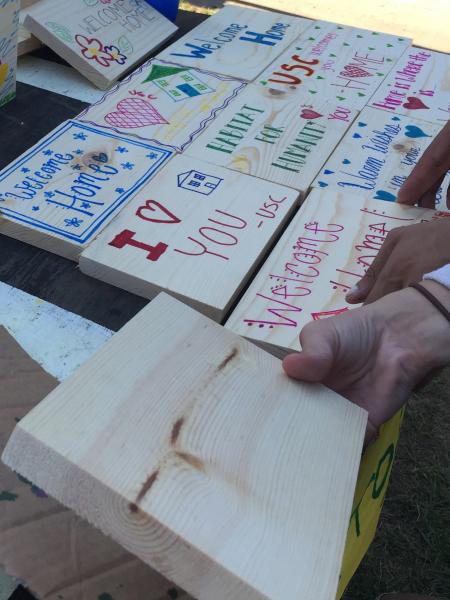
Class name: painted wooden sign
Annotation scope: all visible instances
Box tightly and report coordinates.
[77,59,247,153]
[313,106,450,209]
[24,0,177,89]
[256,21,411,110]
[0,120,172,260]
[157,4,312,81]
[3,292,367,600]
[226,189,447,358]
[80,155,299,322]
[0,0,20,107]
[185,84,357,194]
[369,48,450,125]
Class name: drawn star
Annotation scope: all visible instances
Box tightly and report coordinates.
[64,217,83,228]
[71,164,82,170]
[80,202,91,209]
[146,152,158,160]
[121,162,135,170]
[42,149,53,156]
[32,206,40,211]
[44,191,55,199]
[115,146,129,154]
[21,167,31,173]
[73,149,84,155]
[73,132,88,141]
[115,187,126,194]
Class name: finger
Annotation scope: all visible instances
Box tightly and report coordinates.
[282,322,336,383]
[346,230,399,303]
[417,174,445,209]
[397,121,450,205]
[364,268,403,303]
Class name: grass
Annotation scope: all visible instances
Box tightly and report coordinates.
[179,1,218,15]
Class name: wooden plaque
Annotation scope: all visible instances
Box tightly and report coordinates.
[368,48,450,125]
[24,0,177,89]
[312,106,450,208]
[226,189,447,358]
[0,0,20,107]
[158,5,312,81]
[77,59,247,152]
[185,84,357,194]
[2,292,367,600]
[80,154,299,322]
[256,21,411,110]
[0,120,172,260]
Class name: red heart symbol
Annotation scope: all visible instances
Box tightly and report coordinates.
[300,108,322,119]
[105,97,169,129]
[341,65,372,78]
[403,96,429,110]
[136,199,181,225]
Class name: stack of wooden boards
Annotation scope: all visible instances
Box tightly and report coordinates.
[1,6,450,596]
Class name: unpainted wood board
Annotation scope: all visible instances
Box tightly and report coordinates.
[233,0,450,54]
[256,20,411,110]
[225,189,447,358]
[17,5,41,56]
[185,83,358,193]
[80,154,299,321]
[2,292,367,600]
[312,106,450,208]
[158,4,312,81]
[0,119,172,260]
[368,48,450,125]
[77,59,247,153]
[24,0,177,89]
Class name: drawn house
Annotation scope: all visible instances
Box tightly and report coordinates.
[144,64,215,102]
[177,170,223,195]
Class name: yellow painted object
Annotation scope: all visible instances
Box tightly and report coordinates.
[338,408,405,597]
[0,63,9,88]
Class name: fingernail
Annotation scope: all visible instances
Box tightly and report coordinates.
[345,284,359,300]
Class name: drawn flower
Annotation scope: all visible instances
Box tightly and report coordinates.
[121,162,135,171]
[64,217,83,228]
[75,35,114,68]
[104,45,127,66]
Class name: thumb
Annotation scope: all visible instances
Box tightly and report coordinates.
[282,322,335,383]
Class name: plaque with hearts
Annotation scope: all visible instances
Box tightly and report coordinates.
[312,106,450,208]
[78,59,246,152]
[0,120,172,260]
[184,84,358,195]
[79,154,300,322]
[256,20,411,110]
[369,48,450,125]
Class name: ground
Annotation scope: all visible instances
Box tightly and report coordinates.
[178,2,450,598]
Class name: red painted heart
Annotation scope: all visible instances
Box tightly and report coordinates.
[403,96,429,110]
[341,65,372,78]
[136,199,181,225]
[300,108,322,119]
[105,97,169,129]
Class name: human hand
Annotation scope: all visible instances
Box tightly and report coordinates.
[283,282,450,440]
[346,218,450,304]
[397,120,450,209]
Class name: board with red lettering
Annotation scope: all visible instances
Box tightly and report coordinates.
[184,84,357,195]
[157,4,312,81]
[368,48,450,125]
[256,21,411,110]
[0,120,172,260]
[79,155,299,321]
[77,59,247,153]
[226,189,446,358]
[312,106,450,208]
[24,0,177,89]
[3,292,367,600]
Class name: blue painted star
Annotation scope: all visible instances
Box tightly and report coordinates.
[42,149,53,156]
[80,202,91,209]
[72,164,82,170]
[44,191,55,199]
[32,206,40,211]
[73,149,84,155]
[116,146,129,154]
[21,167,31,173]
[121,162,135,170]
[64,217,83,228]
[115,187,125,194]
[146,152,158,160]
[73,132,87,141]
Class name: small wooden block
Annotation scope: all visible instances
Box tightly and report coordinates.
[78,59,247,152]
[2,292,367,600]
[256,21,411,110]
[24,0,177,89]
[226,189,447,358]
[0,1,20,107]
[312,106,450,208]
[80,154,299,321]
[0,120,172,260]
[369,48,450,125]
[158,5,312,81]
[184,83,357,193]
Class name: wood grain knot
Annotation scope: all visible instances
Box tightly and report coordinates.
[217,347,238,371]
[171,417,185,445]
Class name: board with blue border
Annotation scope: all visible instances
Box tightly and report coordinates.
[0,120,172,260]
